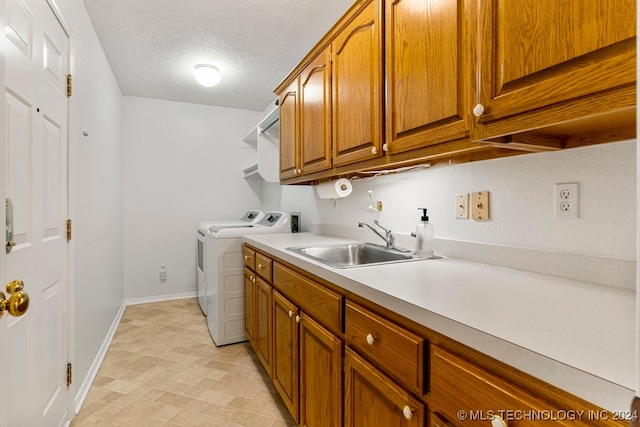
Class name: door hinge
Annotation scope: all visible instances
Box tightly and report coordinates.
[66,219,72,241]
[67,363,72,387]
[67,74,72,97]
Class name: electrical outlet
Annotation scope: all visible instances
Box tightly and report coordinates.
[159,264,167,281]
[471,191,490,220]
[555,182,579,219]
[456,194,469,219]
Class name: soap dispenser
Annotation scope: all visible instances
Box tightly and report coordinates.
[415,208,434,258]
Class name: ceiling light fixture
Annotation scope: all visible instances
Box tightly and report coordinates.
[193,64,221,87]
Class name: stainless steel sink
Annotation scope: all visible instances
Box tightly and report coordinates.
[286,242,423,268]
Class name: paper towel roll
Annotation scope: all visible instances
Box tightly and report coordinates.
[316,178,353,199]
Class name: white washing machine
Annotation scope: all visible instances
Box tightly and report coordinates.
[197,210,264,316]
[205,211,290,346]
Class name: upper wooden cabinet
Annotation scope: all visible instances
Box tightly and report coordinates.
[471,0,637,146]
[332,0,384,167]
[384,0,471,154]
[275,0,636,183]
[279,78,300,180]
[300,47,333,175]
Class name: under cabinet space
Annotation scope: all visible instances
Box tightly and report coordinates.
[345,300,426,395]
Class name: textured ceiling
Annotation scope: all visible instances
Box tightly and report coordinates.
[83,0,354,111]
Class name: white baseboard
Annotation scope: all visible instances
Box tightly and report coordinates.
[124,291,197,306]
[74,302,126,415]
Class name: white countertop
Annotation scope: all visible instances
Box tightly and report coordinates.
[243,232,636,412]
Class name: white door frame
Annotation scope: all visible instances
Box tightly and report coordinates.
[1,0,75,423]
[0,0,8,424]
[44,0,75,420]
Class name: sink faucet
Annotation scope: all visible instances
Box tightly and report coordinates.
[358,220,396,249]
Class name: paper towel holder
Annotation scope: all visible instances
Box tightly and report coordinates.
[368,191,383,211]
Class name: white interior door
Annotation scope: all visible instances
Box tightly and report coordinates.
[4,0,69,425]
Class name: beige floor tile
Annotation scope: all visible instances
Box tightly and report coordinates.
[155,391,194,408]
[71,416,120,427]
[73,299,295,426]
[107,399,165,427]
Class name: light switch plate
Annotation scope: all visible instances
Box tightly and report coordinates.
[456,194,469,219]
[471,191,490,220]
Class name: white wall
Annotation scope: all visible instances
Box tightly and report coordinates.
[123,97,263,299]
[56,0,125,405]
[274,140,636,261]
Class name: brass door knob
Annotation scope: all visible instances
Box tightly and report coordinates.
[0,280,29,318]
[6,279,23,294]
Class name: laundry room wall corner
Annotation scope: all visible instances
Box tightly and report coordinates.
[122,97,263,301]
[57,0,125,412]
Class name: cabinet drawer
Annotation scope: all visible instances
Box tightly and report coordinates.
[273,263,342,335]
[255,252,273,282]
[345,301,425,394]
[243,246,256,270]
[431,346,591,427]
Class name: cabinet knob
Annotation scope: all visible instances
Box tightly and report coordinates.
[402,406,412,420]
[366,334,375,345]
[288,310,293,318]
[252,277,256,283]
[244,255,251,260]
[382,143,388,152]
[297,168,301,174]
[472,103,485,117]
[295,315,300,323]
[258,263,264,269]
[371,147,377,155]
[491,415,507,427]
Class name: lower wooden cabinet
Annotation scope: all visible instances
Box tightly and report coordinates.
[244,245,622,427]
[255,277,273,375]
[299,313,343,427]
[344,347,425,427]
[244,268,256,349]
[272,290,344,427]
[430,345,595,427]
[273,291,299,419]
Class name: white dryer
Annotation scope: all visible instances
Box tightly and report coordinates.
[197,210,264,315]
[205,211,290,346]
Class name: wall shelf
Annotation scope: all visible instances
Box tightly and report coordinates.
[241,102,280,183]
[242,163,259,179]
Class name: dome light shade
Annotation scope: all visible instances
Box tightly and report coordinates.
[194,64,221,87]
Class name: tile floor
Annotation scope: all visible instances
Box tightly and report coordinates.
[71,298,296,427]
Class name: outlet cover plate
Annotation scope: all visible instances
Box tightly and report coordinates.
[555,182,579,219]
[471,191,490,220]
[456,194,469,219]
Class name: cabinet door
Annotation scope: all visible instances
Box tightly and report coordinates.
[272,291,299,422]
[279,78,300,180]
[244,268,256,349]
[472,0,636,139]
[299,314,343,427]
[332,0,383,167]
[344,348,424,427]
[255,277,273,376]
[300,47,332,175]
[385,0,470,154]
